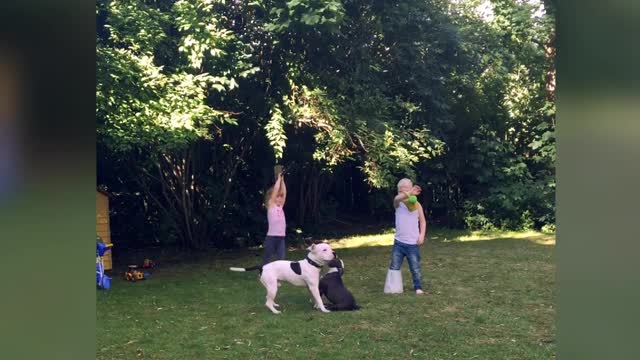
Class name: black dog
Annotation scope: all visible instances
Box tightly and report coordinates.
[319,258,360,311]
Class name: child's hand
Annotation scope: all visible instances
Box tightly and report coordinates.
[411,185,422,196]
[417,237,425,245]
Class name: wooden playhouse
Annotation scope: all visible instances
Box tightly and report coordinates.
[96,189,113,270]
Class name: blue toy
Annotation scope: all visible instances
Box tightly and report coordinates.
[96,237,113,290]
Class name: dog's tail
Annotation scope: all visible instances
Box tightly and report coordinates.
[229,264,262,272]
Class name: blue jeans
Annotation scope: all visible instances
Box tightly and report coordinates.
[389,240,423,290]
[262,236,286,265]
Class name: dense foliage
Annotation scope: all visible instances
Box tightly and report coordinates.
[97,0,555,249]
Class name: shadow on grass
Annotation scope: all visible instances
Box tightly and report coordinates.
[109,227,554,275]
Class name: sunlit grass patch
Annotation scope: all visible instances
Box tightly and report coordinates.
[325,229,395,249]
[453,230,556,245]
[323,227,555,249]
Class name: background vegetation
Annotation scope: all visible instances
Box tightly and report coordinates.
[96,0,556,250]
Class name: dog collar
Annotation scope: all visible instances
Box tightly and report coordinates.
[305,256,322,268]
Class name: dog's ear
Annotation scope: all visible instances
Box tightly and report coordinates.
[307,243,316,251]
[327,259,340,268]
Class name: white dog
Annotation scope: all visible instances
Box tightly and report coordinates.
[230,243,336,314]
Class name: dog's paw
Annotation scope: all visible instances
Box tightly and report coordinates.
[320,308,331,313]
[274,303,280,308]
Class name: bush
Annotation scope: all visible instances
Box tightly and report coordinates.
[463,180,554,231]
[464,207,497,231]
[541,223,556,234]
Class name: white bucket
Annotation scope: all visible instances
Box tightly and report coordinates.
[384,269,403,293]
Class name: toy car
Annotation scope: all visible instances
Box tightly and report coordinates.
[125,265,147,282]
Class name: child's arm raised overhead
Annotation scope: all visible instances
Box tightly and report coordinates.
[279,173,287,204]
[269,174,283,206]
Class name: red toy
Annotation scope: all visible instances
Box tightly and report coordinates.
[142,258,155,269]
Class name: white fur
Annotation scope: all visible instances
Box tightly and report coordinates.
[259,243,335,314]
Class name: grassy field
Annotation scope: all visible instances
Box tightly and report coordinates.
[97,228,555,359]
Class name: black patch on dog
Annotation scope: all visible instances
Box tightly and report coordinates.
[326,259,344,276]
[326,259,342,268]
[290,262,302,275]
[319,267,360,311]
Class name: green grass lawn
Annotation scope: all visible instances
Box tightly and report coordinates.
[97,229,555,359]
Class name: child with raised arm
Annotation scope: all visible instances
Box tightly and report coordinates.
[262,170,287,265]
[384,178,427,295]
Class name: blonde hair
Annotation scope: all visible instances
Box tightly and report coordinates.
[397,178,413,191]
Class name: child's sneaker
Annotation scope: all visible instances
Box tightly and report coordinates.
[415,289,425,295]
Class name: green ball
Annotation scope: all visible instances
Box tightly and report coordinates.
[407,195,417,204]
